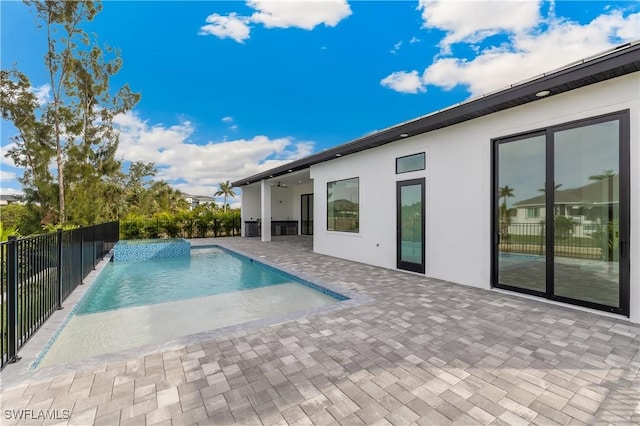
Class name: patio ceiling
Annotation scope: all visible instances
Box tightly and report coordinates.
[257,169,311,188]
[232,41,640,189]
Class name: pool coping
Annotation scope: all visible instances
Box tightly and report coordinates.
[0,240,372,389]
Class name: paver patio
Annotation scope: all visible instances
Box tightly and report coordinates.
[1,236,639,425]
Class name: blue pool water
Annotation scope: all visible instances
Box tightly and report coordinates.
[77,246,294,315]
[499,252,545,268]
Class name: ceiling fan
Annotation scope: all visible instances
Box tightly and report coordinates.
[276,182,288,188]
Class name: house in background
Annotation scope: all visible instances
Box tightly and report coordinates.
[183,194,216,211]
[232,42,639,323]
[511,175,620,238]
[0,195,23,206]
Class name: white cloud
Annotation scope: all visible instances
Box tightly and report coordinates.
[114,111,315,196]
[31,84,51,106]
[248,0,351,30]
[418,0,541,51]
[200,0,351,43]
[221,116,234,123]
[390,40,402,55]
[380,71,426,94]
[0,170,17,182]
[1,143,18,167]
[422,11,640,96]
[0,186,22,196]
[199,13,251,43]
[409,36,420,44]
[383,4,639,96]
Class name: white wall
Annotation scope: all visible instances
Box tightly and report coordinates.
[311,73,640,323]
[270,186,294,220]
[240,184,261,222]
[240,184,260,237]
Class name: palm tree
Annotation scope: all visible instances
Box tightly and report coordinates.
[588,169,616,263]
[498,185,514,214]
[589,169,616,181]
[538,183,563,193]
[498,185,515,242]
[214,181,236,212]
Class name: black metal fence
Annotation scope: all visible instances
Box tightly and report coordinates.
[500,222,615,260]
[120,216,241,240]
[0,221,119,370]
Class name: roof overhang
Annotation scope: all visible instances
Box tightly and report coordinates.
[232,41,640,188]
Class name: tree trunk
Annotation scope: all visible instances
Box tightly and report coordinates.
[56,124,65,224]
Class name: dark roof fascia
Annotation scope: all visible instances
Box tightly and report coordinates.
[232,42,640,187]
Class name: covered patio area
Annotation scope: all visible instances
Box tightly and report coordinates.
[238,169,313,242]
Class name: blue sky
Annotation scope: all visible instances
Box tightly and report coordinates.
[1,1,638,205]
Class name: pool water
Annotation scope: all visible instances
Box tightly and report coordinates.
[78,246,290,314]
[36,246,345,367]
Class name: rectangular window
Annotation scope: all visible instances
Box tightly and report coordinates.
[396,153,425,174]
[327,177,359,232]
[526,208,539,218]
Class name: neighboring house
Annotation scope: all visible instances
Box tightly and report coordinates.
[232,42,640,324]
[511,175,620,236]
[0,195,23,206]
[183,194,216,211]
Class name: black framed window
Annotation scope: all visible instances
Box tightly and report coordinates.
[491,110,630,316]
[396,153,425,174]
[327,177,359,232]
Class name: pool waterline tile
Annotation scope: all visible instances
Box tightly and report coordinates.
[114,238,190,262]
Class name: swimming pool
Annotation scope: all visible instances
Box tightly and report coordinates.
[78,246,304,314]
[36,245,347,367]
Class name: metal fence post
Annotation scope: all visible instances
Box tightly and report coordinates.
[6,236,21,363]
[92,225,96,269]
[56,229,63,309]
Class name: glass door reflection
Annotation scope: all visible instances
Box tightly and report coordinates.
[496,134,546,293]
[552,121,620,307]
[397,179,425,273]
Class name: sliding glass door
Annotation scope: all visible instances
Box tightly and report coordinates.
[493,111,629,315]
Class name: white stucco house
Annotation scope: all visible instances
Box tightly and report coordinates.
[183,194,217,211]
[232,42,640,323]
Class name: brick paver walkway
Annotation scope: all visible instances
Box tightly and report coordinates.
[1,236,639,425]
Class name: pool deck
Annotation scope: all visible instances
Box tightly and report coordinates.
[1,236,639,425]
